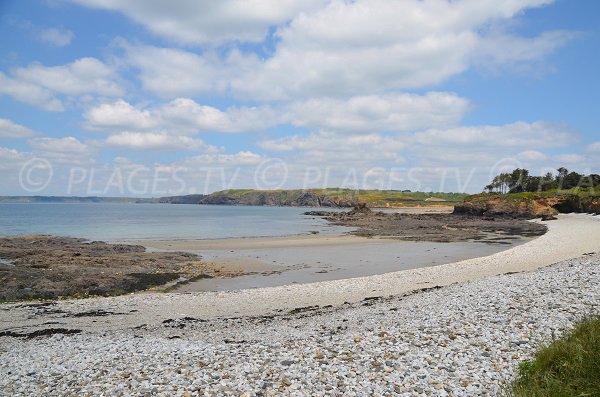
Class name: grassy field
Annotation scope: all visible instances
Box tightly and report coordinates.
[217,188,467,207]
[512,316,600,397]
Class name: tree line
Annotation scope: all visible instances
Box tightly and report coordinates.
[485,167,600,194]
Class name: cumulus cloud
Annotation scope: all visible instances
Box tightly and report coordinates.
[259,131,406,167]
[258,120,581,189]
[84,98,274,133]
[105,132,215,151]
[475,30,577,72]
[85,92,469,135]
[0,146,29,169]
[13,57,122,97]
[177,151,264,166]
[283,93,469,133]
[39,27,74,47]
[120,43,228,98]
[70,0,327,45]
[107,1,573,100]
[0,58,122,110]
[0,72,64,111]
[517,150,548,161]
[28,136,95,164]
[0,118,36,138]
[412,121,576,148]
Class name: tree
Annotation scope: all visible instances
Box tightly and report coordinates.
[483,167,598,194]
[508,168,530,193]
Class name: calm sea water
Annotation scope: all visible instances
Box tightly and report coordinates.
[0,203,347,241]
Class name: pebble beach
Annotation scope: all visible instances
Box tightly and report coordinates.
[1,214,599,396]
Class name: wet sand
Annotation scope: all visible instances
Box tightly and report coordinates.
[137,235,531,292]
[1,214,597,333]
[135,207,543,292]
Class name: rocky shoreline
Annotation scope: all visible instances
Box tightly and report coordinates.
[305,206,548,243]
[0,235,247,301]
[1,214,599,395]
[1,254,598,396]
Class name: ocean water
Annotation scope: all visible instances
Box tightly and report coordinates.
[0,203,347,241]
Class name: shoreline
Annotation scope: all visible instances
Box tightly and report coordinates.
[1,213,598,332]
[1,250,599,395]
[170,237,528,293]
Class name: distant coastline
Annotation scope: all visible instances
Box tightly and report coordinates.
[0,188,467,208]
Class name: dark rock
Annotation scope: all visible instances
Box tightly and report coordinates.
[541,214,558,221]
[0,328,81,339]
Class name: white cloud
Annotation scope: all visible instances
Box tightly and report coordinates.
[284,93,469,133]
[259,131,406,166]
[105,131,214,151]
[475,30,577,71]
[0,146,29,168]
[70,0,327,45]
[0,58,122,111]
[85,100,156,131]
[14,57,122,97]
[517,150,548,161]
[84,98,274,133]
[412,121,575,148]
[112,1,572,100]
[586,142,600,153]
[28,136,95,164]
[177,151,264,166]
[0,72,64,111]
[120,43,226,98]
[85,92,468,135]
[0,118,36,138]
[39,27,74,47]
[554,153,585,164]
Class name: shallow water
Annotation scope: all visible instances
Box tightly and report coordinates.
[0,203,348,241]
[177,236,532,292]
[0,202,534,292]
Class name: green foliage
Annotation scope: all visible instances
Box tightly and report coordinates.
[209,188,467,207]
[512,317,600,397]
[485,167,600,194]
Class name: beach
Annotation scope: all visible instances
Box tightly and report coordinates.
[1,213,598,331]
[137,234,530,292]
[0,213,598,395]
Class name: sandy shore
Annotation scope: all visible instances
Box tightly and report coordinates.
[136,234,381,251]
[1,213,598,333]
[2,252,599,395]
[1,214,599,395]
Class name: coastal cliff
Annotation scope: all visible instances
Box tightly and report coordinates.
[158,189,466,208]
[199,190,357,207]
[157,190,354,207]
[454,193,600,219]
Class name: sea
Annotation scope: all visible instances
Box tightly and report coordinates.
[0,202,530,291]
[0,203,347,241]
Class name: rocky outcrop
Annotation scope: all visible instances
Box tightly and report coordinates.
[0,235,246,301]
[454,193,600,219]
[305,206,547,242]
[157,194,206,204]
[199,191,358,207]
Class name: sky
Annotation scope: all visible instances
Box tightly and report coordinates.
[0,0,599,196]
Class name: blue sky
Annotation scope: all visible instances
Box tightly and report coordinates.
[0,0,599,196]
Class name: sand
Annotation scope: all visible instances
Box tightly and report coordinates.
[136,234,380,251]
[1,213,598,333]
